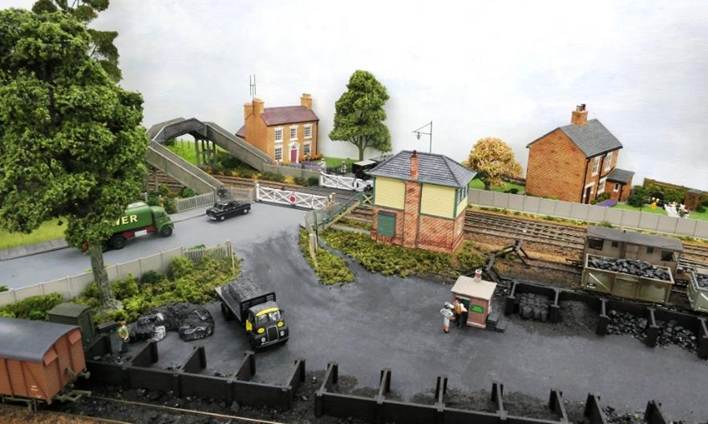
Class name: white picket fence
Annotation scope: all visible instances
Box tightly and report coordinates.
[0,242,233,307]
[319,172,372,192]
[255,184,329,210]
[174,187,254,213]
[468,189,708,239]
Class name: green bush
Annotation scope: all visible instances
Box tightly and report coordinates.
[321,229,484,280]
[0,285,8,293]
[140,270,163,285]
[598,221,613,228]
[505,188,519,194]
[167,256,194,279]
[298,230,354,285]
[696,205,706,213]
[591,193,610,204]
[179,187,196,198]
[307,176,320,186]
[260,172,286,183]
[628,186,649,207]
[0,293,64,320]
[293,176,306,186]
[78,255,238,323]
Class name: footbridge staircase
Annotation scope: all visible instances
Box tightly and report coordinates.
[146,117,275,194]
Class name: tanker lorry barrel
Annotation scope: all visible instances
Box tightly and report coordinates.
[106,202,173,250]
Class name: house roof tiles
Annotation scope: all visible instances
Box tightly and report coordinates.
[261,106,318,126]
[528,119,623,158]
[607,168,634,184]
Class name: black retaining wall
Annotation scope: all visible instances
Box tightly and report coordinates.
[314,363,674,424]
[504,280,708,359]
[83,336,305,410]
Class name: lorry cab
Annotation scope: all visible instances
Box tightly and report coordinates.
[245,302,288,348]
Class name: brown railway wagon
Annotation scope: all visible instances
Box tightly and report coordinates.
[0,318,86,404]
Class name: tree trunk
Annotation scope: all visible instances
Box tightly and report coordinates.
[357,145,365,161]
[87,241,116,308]
[483,179,491,190]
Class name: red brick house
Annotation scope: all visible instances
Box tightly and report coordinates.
[525,105,634,203]
[368,150,476,253]
[236,94,319,164]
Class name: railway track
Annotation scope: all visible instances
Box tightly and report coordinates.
[0,403,130,424]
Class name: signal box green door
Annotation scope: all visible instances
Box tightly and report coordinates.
[377,212,396,237]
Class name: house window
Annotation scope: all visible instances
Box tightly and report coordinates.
[274,128,283,142]
[304,142,311,156]
[604,151,614,172]
[289,126,298,140]
[304,124,312,139]
[456,186,468,204]
[613,183,620,192]
[647,247,655,254]
[591,156,601,176]
[597,177,607,194]
[588,238,604,250]
[611,241,619,248]
[377,212,396,237]
[661,250,673,261]
[274,145,283,161]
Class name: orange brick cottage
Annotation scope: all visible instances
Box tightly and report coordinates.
[368,150,476,253]
[236,94,319,164]
[525,105,634,203]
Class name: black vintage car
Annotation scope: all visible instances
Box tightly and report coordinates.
[206,200,251,221]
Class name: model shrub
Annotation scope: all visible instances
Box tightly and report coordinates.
[454,242,486,274]
[0,284,7,293]
[307,176,321,186]
[77,255,239,323]
[628,186,649,207]
[591,193,610,204]
[321,229,484,279]
[298,230,354,285]
[260,172,286,183]
[179,187,196,198]
[0,293,64,320]
[696,205,706,213]
[598,221,613,228]
[293,176,307,186]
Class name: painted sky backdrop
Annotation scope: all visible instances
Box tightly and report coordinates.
[6,0,708,189]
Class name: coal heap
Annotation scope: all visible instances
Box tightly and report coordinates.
[517,293,550,322]
[655,319,697,351]
[606,310,647,340]
[131,303,215,342]
[588,257,670,281]
[606,310,697,352]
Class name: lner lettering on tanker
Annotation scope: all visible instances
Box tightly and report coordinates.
[114,215,139,226]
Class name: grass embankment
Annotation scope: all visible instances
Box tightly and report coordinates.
[469,177,525,194]
[0,255,239,324]
[321,229,485,279]
[0,218,66,250]
[298,230,354,285]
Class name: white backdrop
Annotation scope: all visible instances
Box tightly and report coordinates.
[4,0,708,189]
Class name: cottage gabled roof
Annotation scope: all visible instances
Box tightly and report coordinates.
[527,119,622,158]
[607,168,634,184]
[261,106,318,126]
[0,318,79,362]
[368,150,476,188]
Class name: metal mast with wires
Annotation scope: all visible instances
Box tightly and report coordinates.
[412,121,433,153]
[249,74,257,98]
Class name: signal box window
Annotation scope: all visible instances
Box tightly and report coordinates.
[588,238,604,250]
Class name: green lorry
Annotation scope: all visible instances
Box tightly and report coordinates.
[107,202,174,249]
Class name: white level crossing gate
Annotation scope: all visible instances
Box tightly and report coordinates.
[256,184,329,210]
[319,172,372,192]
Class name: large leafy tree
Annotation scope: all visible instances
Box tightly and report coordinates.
[32,0,122,82]
[0,9,148,307]
[329,70,391,160]
[467,137,522,190]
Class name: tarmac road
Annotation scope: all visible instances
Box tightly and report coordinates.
[0,203,306,289]
[141,227,708,422]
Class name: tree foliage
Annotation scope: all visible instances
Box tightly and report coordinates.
[0,9,148,306]
[329,70,391,160]
[32,0,121,81]
[467,137,522,190]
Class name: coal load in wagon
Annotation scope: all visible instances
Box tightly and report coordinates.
[131,303,214,342]
[587,257,670,281]
[695,273,708,288]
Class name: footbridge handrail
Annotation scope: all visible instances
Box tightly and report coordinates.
[147,141,222,194]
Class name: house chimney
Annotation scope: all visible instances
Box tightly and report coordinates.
[571,104,588,125]
[253,98,264,115]
[474,269,482,282]
[300,93,312,109]
[243,102,253,121]
[410,150,419,180]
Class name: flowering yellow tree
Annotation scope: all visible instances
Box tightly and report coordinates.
[467,137,522,190]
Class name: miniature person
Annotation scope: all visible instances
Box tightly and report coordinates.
[117,320,130,354]
[456,300,468,328]
[440,303,454,333]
